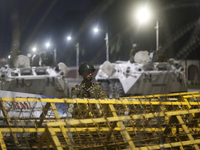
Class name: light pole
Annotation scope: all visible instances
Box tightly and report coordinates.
[76,43,79,81]
[66,36,79,80]
[67,36,80,80]
[105,32,109,61]
[45,42,57,65]
[155,20,159,50]
[67,36,80,79]
[53,48,57,63]
[136,6,159,50]
[45,42,57,64]
[94,28,109,61]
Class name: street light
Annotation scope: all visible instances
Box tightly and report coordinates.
[67,36,72,41]
[94,28,99,33]
[136,7,151,23]
[136,6,159,50]
[94,27,109,61]
[46,42,50,49]
[32,47,37,52]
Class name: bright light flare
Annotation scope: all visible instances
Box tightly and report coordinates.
[32,47,36,52]
[46,42,50,48]
[67,36,71,41]
[136,6,151,23]
[93,28,99,33]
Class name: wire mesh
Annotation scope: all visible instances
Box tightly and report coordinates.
[0,91,200,149]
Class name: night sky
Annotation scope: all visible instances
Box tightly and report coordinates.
[0,0,200,66]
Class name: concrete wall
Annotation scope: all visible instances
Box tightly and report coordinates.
[180,59,200,84]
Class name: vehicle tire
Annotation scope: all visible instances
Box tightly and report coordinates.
[100,81,109,97]
[114,81,124,98]
[108,82,115,98]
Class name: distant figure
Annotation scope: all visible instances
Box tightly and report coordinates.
[9,50,21,68]
[130,43,140,63]
[40,51,54,66]
[32,54,40,66]
[152,44,168,62]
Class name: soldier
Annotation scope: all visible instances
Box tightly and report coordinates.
[71,62,107,99]
[152,44,168,62]
[130,43,140,63]
[40,51,54,66]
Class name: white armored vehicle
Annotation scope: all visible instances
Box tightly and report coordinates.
[0,53,70,98]
[0,52,71,140]
[95,51,187,98]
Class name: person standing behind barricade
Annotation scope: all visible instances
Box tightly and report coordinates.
[71,62,107,98]
[71,62,107,118]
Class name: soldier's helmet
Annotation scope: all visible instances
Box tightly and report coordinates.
[133,43,139,49]
[133,43,137,48]
[78,62,95,75]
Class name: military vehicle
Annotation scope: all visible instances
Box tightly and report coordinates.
[0,52,70,98]
[0,52,71,124]
[95,51,187,98]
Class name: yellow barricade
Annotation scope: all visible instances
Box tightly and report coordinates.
[0,91,200,149]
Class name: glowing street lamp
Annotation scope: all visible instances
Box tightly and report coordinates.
[136,6,159,50]
[32,47,36,52]
[46,42,50,49]
[136,7,151,23]
[67,36,72,41]
[94,28,99,33]
[93,27,109,61]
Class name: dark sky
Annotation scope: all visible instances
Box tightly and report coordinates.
[0,0,200,66]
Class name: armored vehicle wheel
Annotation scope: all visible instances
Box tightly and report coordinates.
[114,81,124,98]
[100,81,109,96]
[108,82,115,98]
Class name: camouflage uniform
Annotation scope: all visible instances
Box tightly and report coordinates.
[71,81,107,99]
[152,48,168,62]
[129,44,140,63]
[71,81,107,118]
[130,49,139,63]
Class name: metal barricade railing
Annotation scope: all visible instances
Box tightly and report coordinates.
[0,91,200,149]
